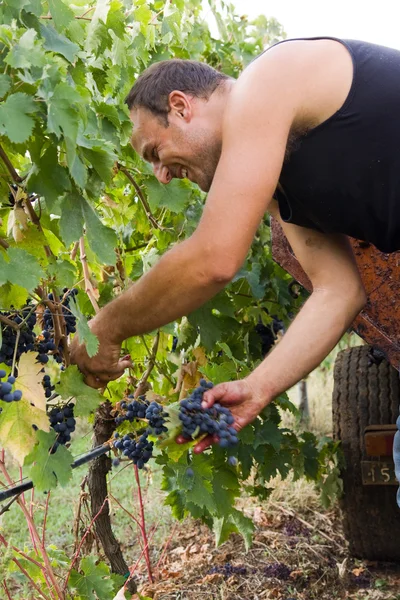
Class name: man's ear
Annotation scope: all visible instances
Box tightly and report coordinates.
[168,90,193,122]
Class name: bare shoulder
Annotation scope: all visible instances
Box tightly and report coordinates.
[233,38,353,130]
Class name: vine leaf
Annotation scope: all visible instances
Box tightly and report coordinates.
[39,23,79,63]
[0,398,49,465]
[0,74,11,98]
[24,429,72,491]
[54,365,104,417]
[0,248,45,292]
[146,178,190,213]
[254,419,283,451]
[69,300,99,358]
[69,556,116,600]
[0,92,38,143]
[17,351,48,411]
[47,0,75,32]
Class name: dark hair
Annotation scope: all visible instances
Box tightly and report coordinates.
[124,59,230,125]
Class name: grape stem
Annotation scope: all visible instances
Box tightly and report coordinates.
[79,236,100,314]
[136,332,160,394]
[117,163,163,230]
[0,142,22,183]
[11,328,20,377]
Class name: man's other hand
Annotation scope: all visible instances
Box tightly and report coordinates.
[175,378,270,453]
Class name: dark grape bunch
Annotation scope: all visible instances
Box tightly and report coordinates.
[145,401,169,435]
[0,306,36,366]
[48,403,76,450]
[115,395,169,435]
[42,373,55,399]
[179,379,238,448]
[0,370,22,402]
[115,394,149,425]
[39,288,79,365]
[113,431,154,469]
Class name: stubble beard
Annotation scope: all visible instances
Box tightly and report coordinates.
[196,138,222,192]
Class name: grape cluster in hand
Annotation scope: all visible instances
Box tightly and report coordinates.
[179,379,238,448]
[49,403,76,450]
[113,431,154,469]
[0,306,36,366]
[0,370,22,402]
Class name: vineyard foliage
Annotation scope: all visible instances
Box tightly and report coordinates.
[0,0,341,550]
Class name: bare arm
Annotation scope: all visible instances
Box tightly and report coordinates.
[246,205,367,400]
[194,208,367,452]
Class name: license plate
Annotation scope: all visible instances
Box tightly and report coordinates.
[361,460,398,485]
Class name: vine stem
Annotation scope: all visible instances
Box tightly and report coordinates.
[42,490,51,546]
[79,237,100,314]
[0,314,18,329]
[135,332,160,394]
[63,496,109,591]
[2,582,12,600]
[0,459,64,599]
[0,142,22,183]
[133,465,153,583]
[117,163,162,230]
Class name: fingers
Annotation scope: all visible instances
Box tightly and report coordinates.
[118,356,134,370]
[201,382,231,409]
[193,434,219,454]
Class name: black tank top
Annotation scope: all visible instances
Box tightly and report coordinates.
[273,37,400,253]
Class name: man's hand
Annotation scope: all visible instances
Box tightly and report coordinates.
[176,378,271,453]
[69,323,133,389]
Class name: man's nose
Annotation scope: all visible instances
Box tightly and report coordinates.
[153,163,172,184]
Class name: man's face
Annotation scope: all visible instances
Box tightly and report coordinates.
[130,104,222,192]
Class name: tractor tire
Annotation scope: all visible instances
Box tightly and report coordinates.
[332,345,400,561]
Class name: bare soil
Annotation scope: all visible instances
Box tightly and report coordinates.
[132,501,400,600]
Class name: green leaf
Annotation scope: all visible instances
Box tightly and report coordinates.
[69,556,115,600]
[0,74,11,98]
[24,429,73,491]
[68,299,99,358]
[54,365,104,417]
[0,92,37,143]
[59,191,84,246]
[5,28,46,69]
[47,0,75,32]
[0,247,45,291]
[230,508,254,551]
[0,398,49,466]
[39,23,79,63]
[81,200,117,265]
[27,146,71,211]
[254,419,283,451]
[47,82,81,142]
[65,138,88,189]
[81,145,116,185]
[188,306,224,351]
[146,178,190,213]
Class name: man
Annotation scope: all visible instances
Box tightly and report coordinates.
[72,36,400,455]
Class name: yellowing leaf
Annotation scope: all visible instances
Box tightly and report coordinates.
[0,398,49,465]
[17,352,47,411]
